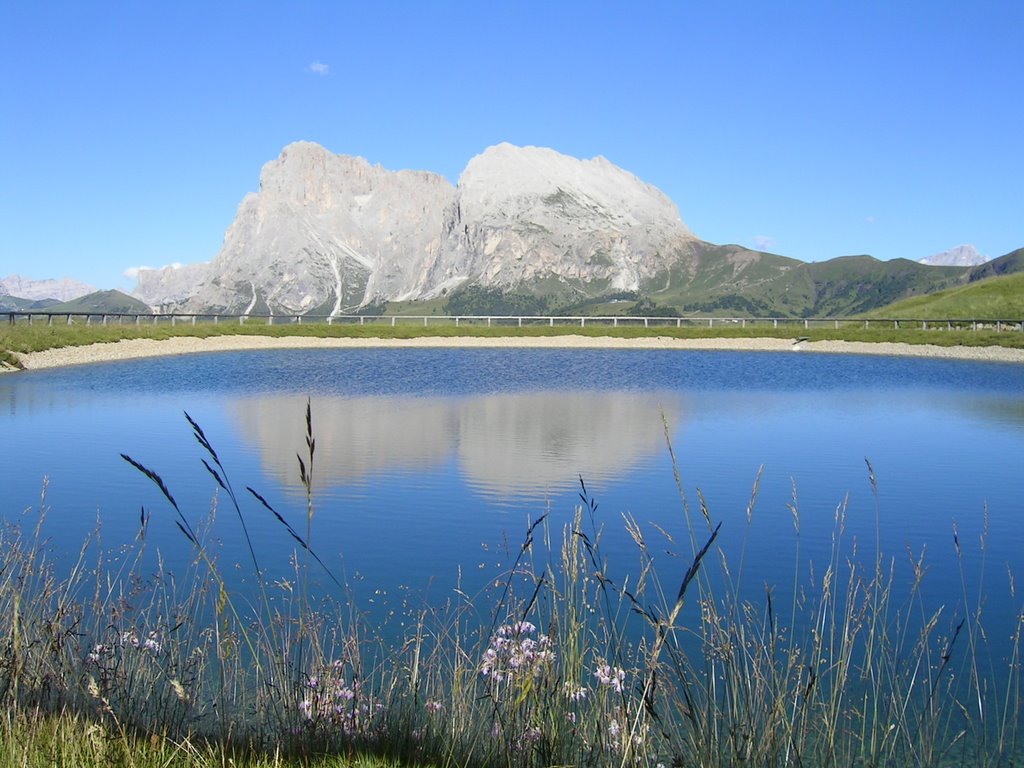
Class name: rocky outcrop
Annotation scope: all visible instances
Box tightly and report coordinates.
[422,143,696,299]
[136,142,456,314]
[132,142,698,313]
[919,244,988,267]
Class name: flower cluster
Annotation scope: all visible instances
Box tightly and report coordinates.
[297,659,379,736]
[120,630,162,654]
[594,663,626,693]
[563,680,588,702]
[85,644,110,666]
[480,621,555,683]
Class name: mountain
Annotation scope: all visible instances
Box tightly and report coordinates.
[870,251,1024,319]
[423,143,699,300]
[133,141,702,314]
[0,295,62,312]
[137,142,456,313]
[967,247,1024,281]
[44,290,152,314]
[131,142,1022,318]
[919,244,989,267]
[0,274,96,302]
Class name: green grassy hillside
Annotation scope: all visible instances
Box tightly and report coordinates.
[0,295,61,312]
[867,270,1024,319]
[44,289,152,314]
[968,247,1024,281]
[645,250,967,317]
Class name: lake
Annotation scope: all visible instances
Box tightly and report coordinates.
[2,347,1023,644]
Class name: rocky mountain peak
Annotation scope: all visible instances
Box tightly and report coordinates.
[132,142,699,313]
[919,244,988,267]
[459,143,689,233]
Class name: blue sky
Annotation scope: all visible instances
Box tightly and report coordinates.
[1,1,1021,290]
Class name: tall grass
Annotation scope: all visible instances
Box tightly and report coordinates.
[2,319,1024,368]
[0,404,1020,767]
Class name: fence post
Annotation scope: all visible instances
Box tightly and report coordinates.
[391,316,396,327]
[708,318,713,328]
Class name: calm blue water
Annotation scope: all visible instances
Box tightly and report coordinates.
[2,348,1023,640]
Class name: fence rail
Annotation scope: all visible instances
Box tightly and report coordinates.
[3,311,1024,332]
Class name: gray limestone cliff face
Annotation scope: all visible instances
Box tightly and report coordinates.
[425,143,696,298]
[138,142,455,314]
[133,142,698,312]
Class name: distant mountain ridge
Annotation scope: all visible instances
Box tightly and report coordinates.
[134,141,702,314]
[1,274,95,302]
[43,289,151,314]
[919,244,989,267]
[122,142,1023,318]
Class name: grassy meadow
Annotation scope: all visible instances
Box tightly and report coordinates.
[3,314,1024,369]
[866,272,1024,321]
[0,396,1021,768]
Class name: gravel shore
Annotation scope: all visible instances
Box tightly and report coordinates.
[7,334,1024,372]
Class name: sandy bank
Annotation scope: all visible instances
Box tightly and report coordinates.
[6,334,1024,372]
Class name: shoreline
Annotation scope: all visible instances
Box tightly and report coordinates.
[7,333,1024,371]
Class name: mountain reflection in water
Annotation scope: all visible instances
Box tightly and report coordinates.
[230,391,684,497]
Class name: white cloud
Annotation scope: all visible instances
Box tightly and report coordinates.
[308,61,330,76]
[865,216,876,224]
[753,235,775,251]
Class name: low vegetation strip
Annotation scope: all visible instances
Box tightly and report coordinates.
[2,320,1024,371]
